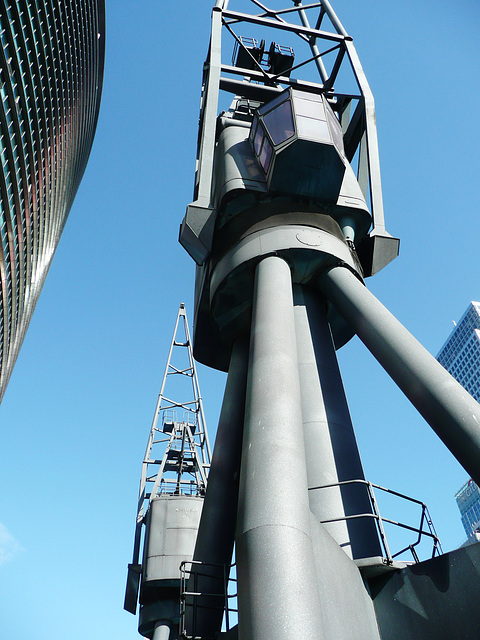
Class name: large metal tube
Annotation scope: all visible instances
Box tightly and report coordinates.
[152,623,170,640]
[296,7,329,83]
[188,336,249,638]
[320,265,480,486]
[236,256,325,640]
[293,285,382,559]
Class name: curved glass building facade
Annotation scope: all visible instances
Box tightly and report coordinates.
[0,1,105,401]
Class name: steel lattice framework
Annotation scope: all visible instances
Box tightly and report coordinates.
[176,2,480,639]
[125,304,212,627]
[126,3,480,639]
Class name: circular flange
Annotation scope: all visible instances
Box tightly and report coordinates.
[209,225,361,350]
[295,229,324,246]
[210,225,357,302]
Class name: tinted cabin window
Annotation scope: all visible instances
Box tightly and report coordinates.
[259,135,273,173]
[262,99,295,146]
[253,122,264,156]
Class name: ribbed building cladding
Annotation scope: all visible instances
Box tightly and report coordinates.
[0,1,105,401]
[455,479,480,538]
[437,301,480,403]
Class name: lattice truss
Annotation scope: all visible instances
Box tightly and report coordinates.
[184,0,398,279]
[135,304,211,527]
[197,0,385,216]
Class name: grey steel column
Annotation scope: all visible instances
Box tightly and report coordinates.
[236,256,324,640]
[152,623,170,640]
[188,336,249,638]
[293,285,382,560]
[320,265,480,486]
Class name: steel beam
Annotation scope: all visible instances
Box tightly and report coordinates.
[236,256,324,640]
[152,623,170,640]
[320,265,480,486]
[293,285,382,559]
[222,9,347,43]
[188,336,249,638]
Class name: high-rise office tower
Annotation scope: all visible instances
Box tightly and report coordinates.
[0,1,105,401]
[437,301,480,402]
[455,479,480,538]
[437,303,480,541]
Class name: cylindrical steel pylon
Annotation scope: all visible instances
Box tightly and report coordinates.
[236,255,326,640]
[187,337,249,637]
[293,284,382,560]
[320,265,480,487]
[177,3,480,638]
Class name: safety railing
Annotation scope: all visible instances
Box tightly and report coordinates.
[309,478,442,564]
[178,480,442,637]
[145,479,204,497]
[179,560,238,640]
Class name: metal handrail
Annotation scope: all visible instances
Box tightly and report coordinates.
[179,560,238,640]
[308,478,443,563]
[179,480,442,637]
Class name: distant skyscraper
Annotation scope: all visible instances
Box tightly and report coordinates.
[437,301,480,402]
[0,2,105,401]
[439,303,480,541]
[455,479,480,538]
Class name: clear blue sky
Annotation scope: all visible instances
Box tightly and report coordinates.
[1,1,479,639]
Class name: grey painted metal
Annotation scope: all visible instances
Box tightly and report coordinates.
[213,123,268,204]
[180,0,398,276]
[296,6,329,83]
[174,2,442,637]
[187,336,249,638]
[208,224,359,359]
[139,600,179,640]
[293,285,382,559]
[318,0,348,37]
[218,63,351,94]
[142,495,204,586]
[343,38,385,234]
[179,6,222,264]
[243,90,371,234]
[222,9,346,43]
[312,0,386,236]
[125,304,211,628]
[309,512,382,639]
[152,623,171,640]
[193,6,222,209]
[210,225,356,303]
[370,542,480,640]
[320,0,396,265]
[135,304,210,533]
[320,265,480,487]
[236,256,324,640]
[293,286,351,554]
